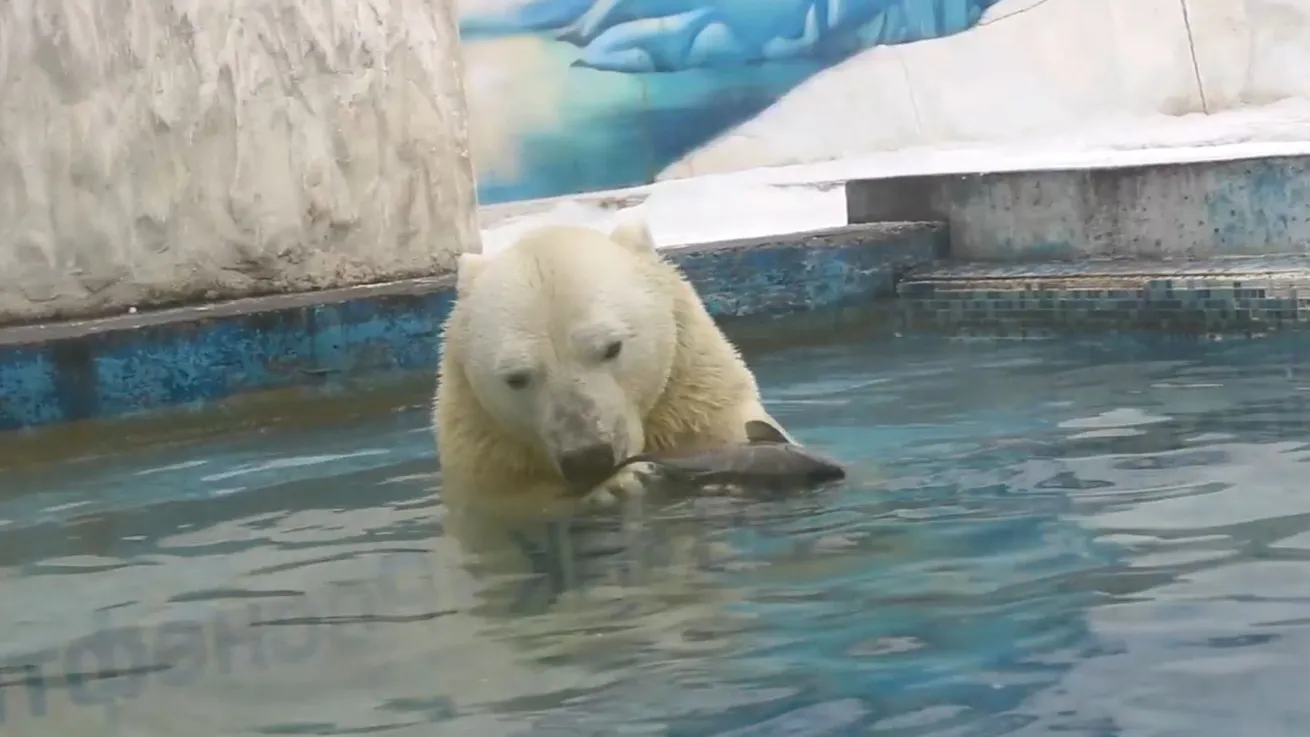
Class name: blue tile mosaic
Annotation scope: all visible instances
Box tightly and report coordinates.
[0,223,946,433]
[899,256,1310,337]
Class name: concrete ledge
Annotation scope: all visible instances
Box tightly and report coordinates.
[846,154,1310,261]
[899,256,1310,336]
[0,222,946,433]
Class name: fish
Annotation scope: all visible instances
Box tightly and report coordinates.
[612,420,847,494]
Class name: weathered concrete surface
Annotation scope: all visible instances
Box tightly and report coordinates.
[0,0,480,327]
[846,154,1310,261]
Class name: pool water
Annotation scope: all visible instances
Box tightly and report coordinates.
[4,334,1310,735]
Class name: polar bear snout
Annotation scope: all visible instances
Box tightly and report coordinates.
[543,391,632,491]
[556,443,617,491]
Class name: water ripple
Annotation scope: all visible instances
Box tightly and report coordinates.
[5,336,1310,734]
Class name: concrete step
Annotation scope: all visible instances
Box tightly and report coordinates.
[897,256,1310,336]
[846,153,1310,261]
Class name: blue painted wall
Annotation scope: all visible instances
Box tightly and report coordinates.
[460,0,1003,204]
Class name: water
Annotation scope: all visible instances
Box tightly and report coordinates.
[5,334,1310,735]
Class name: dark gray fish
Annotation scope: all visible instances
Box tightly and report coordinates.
[615,420,847,493]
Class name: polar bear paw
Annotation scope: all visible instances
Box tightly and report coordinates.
[579,461,660,510]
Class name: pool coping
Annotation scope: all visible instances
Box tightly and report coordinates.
[0,222,948,433]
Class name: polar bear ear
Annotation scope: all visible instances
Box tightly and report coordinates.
[609,220,657,254]
[455,252,487,298]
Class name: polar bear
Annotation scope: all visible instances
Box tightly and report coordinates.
[432,220,793,520]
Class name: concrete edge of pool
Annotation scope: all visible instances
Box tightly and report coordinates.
[0,222,947,433]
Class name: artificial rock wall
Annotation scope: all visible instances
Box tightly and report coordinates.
[0,0,479,326]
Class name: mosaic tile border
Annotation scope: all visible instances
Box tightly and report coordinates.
[0,223,946,433]
[899,257,1310,337]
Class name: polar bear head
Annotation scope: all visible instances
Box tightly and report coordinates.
[445,221,678,491]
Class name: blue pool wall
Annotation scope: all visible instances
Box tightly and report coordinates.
[0,223,946,433]
[7,150,1310,435]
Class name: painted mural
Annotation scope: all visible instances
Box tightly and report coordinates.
[460,0,1003,204]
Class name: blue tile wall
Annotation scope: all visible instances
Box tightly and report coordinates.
[0,223,946,432]
[899,257,1310,337]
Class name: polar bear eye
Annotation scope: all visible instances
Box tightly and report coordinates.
[504,371,532,390]
[602,340,623,361]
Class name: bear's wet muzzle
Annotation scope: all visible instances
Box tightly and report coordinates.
[556,443,618,491]
[545,391,624,492]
